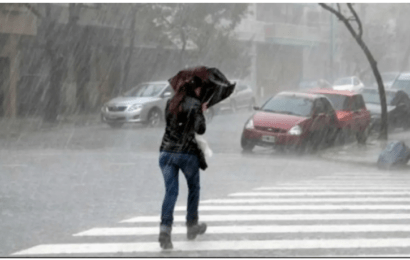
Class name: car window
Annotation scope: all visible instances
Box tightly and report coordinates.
[262,95,313,117]
[321,98,335,115]
[393,79,410,97]
[362,89,397,105]
[313,99,326,114]
[334,77,352,86]
[354,78,360,85]
[322,94,349,111]
[352,95,365,110]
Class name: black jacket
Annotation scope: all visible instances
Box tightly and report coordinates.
[160,96,206,156]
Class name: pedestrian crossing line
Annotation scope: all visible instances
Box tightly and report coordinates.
[255,186,410,190]
[318,176,410,179]
[290,179,410,184]
[230,191,410,196]
[174,204,410,211]
[292,182,410,185]
[73,224,410,237]
[120,213,410,223]
[201,198,410,204]
[12,238,410,256]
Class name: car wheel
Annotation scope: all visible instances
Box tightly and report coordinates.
[108,122,124,128]
[249,98,256,111]
[204,108,214,123]
[230,100,237,113]
[146,108,162,127]
[241,134,255,152]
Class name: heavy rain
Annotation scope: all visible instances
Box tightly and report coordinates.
[1,2,410,257]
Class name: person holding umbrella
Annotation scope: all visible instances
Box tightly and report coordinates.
[158,66,235,250]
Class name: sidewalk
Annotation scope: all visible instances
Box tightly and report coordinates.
[319,130,410,168]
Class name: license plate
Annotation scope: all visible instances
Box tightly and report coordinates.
[262,135,276,143]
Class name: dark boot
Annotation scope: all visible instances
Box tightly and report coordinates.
[187,222,207,240]
[159,225,173,249]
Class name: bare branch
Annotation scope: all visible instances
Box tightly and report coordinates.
[337,3,341,13]
[23,3,42,18]
[347,3,363,38]
[319,3,345,21]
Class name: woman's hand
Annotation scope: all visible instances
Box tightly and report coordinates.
[202,103,208,112]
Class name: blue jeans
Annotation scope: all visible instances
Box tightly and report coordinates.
[159,151,200,227]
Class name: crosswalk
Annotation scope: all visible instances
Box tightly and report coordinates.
[12,170,410,257]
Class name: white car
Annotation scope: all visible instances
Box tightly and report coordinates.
[333,76,364,92]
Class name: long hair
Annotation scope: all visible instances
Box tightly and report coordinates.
[168,66,209,115]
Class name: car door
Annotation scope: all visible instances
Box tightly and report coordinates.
[352,94,370,132]
[159,85,173,115]
[310,98,327,132]
[393,91,410,127]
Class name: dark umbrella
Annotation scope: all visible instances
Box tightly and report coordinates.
[168,66,236,108]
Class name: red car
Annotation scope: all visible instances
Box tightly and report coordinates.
[241,91,340,152]
[308,88,371,144]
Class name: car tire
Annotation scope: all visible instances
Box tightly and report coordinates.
[146,108,162,128]
[108,122,124,128]
[241,134,255,152]
[230,100,237,113]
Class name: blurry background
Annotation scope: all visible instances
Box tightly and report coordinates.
[0,3,408,122]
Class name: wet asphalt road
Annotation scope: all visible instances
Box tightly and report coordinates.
[1,109,410,257]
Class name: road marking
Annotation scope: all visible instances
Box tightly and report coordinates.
[120,213,410,223]
[318,176,410,179]
[293,180,410,184]
[201,197,410,204]
[12,238,410,255]
[255,186,410,190]
[174,204,410,211]
[74,224,410,237]
[230,191,410,196]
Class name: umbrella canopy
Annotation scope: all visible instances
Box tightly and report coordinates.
[168,66,236,109]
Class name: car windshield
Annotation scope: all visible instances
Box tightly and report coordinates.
[393,79,410,97]
[262,95,313,117]
[322,94,349,111]
[124,83,167,97]
[334,77,352,86]
[361,89,396,105]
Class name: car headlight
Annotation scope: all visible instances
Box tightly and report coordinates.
[245,118,254,129]
[128,104,143,112]
[288,125,302,136]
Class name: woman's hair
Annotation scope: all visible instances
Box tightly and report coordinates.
[168,67,209,115]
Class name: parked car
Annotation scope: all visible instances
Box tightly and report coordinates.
[308,88,371,144]
[333,76,364,92]
[360,87,410,131]
[391,72,410,97]
[298,79,331,91]
[213,80,256,113]
[101,81,215,128]
[240,91,339,152]
[371,71,399,89]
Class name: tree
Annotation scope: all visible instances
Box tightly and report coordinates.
[154,3,251,76]
[320,3,388,140]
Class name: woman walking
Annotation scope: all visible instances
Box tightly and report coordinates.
[158,68,209,250]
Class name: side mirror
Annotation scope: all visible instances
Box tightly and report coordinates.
[253,106,260,111]
[163,92,172,98]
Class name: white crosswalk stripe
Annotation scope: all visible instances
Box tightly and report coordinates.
[11,171,410,257]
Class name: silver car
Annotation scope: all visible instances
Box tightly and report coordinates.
[214,80,256,113]
[101,81,215,128]
[101,81,172,128]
